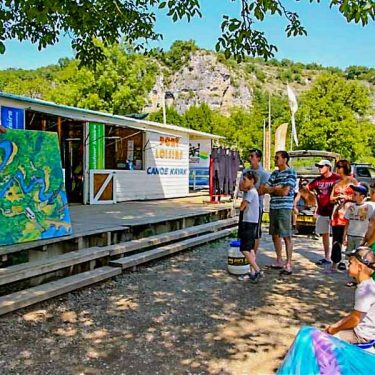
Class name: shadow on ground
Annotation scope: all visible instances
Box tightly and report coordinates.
[0,232,353,374]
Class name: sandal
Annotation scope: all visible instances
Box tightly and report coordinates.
[264,264,283,270]
[316,259,331,265]
[338,262,347,271]
[280,269,293,276]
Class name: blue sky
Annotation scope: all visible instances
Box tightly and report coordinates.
[1,0,374,70]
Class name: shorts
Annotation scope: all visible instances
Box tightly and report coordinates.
[347,236,364,252]
[269,208,292,238]
[239,222,257,252]
[334,329,368,344]
[315,215,330,235]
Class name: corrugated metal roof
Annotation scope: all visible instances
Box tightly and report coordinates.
[0,92,224,140]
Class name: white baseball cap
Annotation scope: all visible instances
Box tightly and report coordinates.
[315,159,332,168]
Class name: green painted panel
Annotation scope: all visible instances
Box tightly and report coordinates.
[89,122,105,169]
[0,129,73,246]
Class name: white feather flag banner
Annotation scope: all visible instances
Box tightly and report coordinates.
[287,84,299,146]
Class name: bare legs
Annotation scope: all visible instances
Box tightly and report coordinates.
[322,232,330,261]
[272,234,293,271]
[243,250,260,273]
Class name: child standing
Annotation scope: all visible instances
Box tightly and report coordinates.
[344,184,374,253]
[326,246,375,343]
[238,171,263,282]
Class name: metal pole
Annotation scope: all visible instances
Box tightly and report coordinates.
[263,119,266,164]
[290,125,293,151]
[268,92,271,168]
[161,76,166,125]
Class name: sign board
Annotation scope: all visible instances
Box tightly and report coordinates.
[89,122,105,169]
[1,106,25,129]
[189,139,211,189]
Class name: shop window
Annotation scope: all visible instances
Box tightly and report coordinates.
[105,126,144,170]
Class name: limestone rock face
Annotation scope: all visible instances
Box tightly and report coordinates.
[144,51,252,115]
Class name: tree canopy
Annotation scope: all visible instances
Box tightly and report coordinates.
[296,72,374,162]
[1,0,374,65]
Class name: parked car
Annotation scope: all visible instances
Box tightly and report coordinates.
[351,163,375,190]
[288,150,340,233]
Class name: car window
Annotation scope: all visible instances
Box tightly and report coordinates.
[289,156,336,176]
[356,167,371,177]
[369,168,375,178]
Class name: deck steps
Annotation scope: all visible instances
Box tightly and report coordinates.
[0,219,236,316]
[108,217,237,256]
[0,267,121,316]
[110,227,234,269]
[0,218,236,287]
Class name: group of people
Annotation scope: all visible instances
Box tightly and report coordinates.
[238,149,375,345]
[238,148,296,280]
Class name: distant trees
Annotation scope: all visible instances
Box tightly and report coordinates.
[297,72,375,162]
[0,42,374,163]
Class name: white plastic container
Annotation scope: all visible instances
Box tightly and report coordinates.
[227,240,250,275]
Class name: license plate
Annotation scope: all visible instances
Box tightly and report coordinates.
[298,216,314,223]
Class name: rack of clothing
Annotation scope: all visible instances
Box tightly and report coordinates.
[209,147,240,203]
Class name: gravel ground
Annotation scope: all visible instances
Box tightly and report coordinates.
[0,231,353,375]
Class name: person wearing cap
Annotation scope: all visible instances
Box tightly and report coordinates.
[328,160,358,273]
[307,159,340,266]
[326,247,375,344]
[344,184,373,252]
[343,184,374,287]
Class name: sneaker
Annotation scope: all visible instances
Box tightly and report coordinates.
[252,271,264,283]
[238,273,254,281]
[338,262,346,271]
[316,258,331,266]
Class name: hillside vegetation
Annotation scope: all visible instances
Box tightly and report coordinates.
[0,41,374,162]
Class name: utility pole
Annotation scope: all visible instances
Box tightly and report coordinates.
[268,92,271,169]
[160,75,166,125]
[263,119,266,165]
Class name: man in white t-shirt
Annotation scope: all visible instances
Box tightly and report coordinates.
[326,247,375,343]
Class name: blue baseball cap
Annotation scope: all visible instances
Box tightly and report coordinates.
[350,184,368,196]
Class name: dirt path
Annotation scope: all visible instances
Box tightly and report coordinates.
[0,232,353,374]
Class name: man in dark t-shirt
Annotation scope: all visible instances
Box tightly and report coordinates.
[308,159,340,265]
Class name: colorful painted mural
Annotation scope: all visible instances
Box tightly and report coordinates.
[0,129,72,246]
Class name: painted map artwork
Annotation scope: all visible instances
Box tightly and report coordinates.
[277,326,375,375]
[0,129,72,246]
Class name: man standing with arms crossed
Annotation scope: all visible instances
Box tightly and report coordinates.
[308,160,340,266]
[260,151,297,275]
[240,148,269,253]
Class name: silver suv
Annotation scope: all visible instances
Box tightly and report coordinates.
[352,163,375,190]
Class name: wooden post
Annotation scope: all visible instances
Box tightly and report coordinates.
[57,116,62,144]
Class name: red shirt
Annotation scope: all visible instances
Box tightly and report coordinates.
[308,173,341,216]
